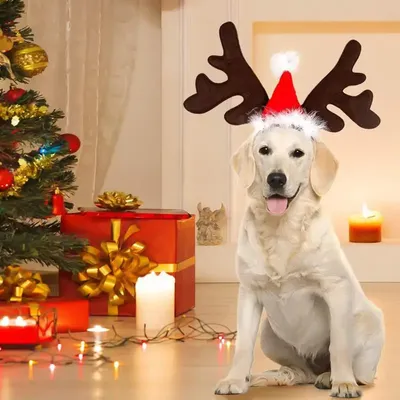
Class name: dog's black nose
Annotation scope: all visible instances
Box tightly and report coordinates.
[267,172,287,189]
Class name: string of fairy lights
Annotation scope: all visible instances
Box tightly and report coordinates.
[0,316,236,375]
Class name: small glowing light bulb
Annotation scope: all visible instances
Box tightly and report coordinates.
[29,360,34,366]
[49,363,55,372]
[80,341,85,351]
[57,343,62,352]
[114,361,119,368]
[1,316,10,326]
[226,341,231,348]
[218,334,224,341]
[221,338,225,344]
[141,342,147,350]
[78,353,83,361]
[15,316,26,327]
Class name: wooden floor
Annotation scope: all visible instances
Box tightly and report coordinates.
[1,283,399,399]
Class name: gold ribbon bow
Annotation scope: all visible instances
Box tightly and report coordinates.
[0,266,51,302]
[95,191,143,210]
[76,219,157,315]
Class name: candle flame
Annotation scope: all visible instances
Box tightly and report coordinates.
[15,316,26,327]
[361,203,374,218]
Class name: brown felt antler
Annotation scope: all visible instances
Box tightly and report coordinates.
[183,21,268,125]
[302,40,381,132]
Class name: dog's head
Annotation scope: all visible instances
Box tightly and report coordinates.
[232,126,338,216]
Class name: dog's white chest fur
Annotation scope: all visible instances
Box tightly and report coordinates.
[241,264,331,355]
[265,277,330,355]
[237,204,335,355]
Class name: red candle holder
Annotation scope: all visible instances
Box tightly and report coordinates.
[0,304,57,347]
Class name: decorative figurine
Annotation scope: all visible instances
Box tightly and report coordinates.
[196,203,226,246]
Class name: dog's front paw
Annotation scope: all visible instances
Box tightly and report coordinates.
[215,377,249,395]
[331,382,362,398]
[315,372,332,390]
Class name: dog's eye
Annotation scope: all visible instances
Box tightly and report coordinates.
[291,149,305,158]
[259,146,271,155]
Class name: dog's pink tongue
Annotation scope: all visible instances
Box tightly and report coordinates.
[266,197,288,215]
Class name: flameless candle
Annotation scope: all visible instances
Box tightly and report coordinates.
[87,325,109,346]
[136,271,175,332]
[349,203,382,243]
[0,309,56,346]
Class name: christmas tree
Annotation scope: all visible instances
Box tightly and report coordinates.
[0,0,86,272]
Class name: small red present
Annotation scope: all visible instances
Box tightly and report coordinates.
[0,266,89,333]
[37,298,89,333]
[60,208,195,317]
[0,300,89,334]
[0,298,89,338]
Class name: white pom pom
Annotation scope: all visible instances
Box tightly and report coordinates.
[249,114,265,133]
[270,51,299,78]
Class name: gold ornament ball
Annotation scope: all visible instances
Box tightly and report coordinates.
[9,41,48,78]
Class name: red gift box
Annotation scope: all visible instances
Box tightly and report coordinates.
[0,298,89,338]
[59,208,195,317]
[38,298,89,333]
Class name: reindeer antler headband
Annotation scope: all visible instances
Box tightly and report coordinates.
[183,22,380,136]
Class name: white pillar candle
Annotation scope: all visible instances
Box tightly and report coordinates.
[136,271,175,333]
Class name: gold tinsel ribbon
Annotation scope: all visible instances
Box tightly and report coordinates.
[95,191,143,210]
[76,219,158,316]
[0,155,55,198]
[0,103,48,121]
[0,266,50,302]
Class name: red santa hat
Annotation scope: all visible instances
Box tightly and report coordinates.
[251,52,325,138]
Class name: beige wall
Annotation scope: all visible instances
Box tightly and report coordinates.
[103,0,162,208]
[162,0,400,282]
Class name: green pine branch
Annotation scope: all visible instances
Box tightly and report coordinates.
[0,224,87,273]
[0,88,49,106]
[0,0,25,28]
[17,25,32,41]
[0,153,79,219]
[0,113,65,146]
[0,89,65,145]
[0,65,28,83]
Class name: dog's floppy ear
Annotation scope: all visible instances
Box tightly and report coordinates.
[310,140,339,197]
[231,137,256,189]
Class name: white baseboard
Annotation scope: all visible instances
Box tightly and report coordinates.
[195,242,400,283]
